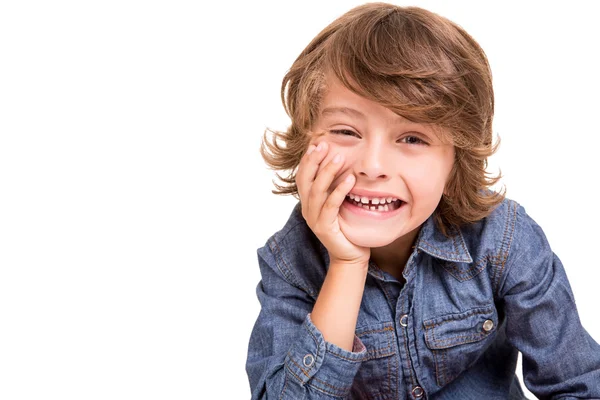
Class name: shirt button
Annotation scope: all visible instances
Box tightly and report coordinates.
[303,354,315,367]
[400,314,409,327]
[412,386,424,398]
[483,319,494,332]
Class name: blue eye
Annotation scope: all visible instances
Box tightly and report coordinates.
[399,136,428,146]
[329,129,359,137]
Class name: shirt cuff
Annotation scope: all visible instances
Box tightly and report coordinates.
[284,313,368,397]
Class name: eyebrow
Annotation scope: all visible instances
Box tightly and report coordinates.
[321,106,367,119]
[321,106,410,125]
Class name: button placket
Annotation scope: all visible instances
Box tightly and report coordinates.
[396,254,424,397]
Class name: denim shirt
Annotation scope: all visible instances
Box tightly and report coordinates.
[246,198,600,399]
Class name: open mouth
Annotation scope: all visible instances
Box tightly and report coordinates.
[344,194,404,212]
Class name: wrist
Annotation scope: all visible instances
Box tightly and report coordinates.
[329,258,370,273]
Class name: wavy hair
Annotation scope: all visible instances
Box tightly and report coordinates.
[260,2,505,235]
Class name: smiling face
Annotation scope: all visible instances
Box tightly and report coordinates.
[311,75,455,252]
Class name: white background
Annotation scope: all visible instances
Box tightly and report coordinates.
[0,1,598,399]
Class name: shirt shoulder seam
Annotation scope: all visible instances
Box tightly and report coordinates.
[491,199,519,295]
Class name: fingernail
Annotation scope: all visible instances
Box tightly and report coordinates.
[333,154,341,163]
[345,175,354,183]
[306,145,316,155]
[316,142,324,152]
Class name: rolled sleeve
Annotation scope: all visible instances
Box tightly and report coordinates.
[246,240,367,399]
[285,313,367,397]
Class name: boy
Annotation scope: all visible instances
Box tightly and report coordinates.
[246,3,600,399]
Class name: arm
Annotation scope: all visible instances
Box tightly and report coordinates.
[295,141,371,353]
[311,259,369,352]
[498,206,600,399]
[246,242,368,399]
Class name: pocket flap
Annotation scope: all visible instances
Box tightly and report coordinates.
[356,322,396,360]
[423,305,497,350]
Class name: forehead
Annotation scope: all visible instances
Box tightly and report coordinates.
[320,74,365,107]
[319,75,399,121]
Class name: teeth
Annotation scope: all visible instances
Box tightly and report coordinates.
[349,199,395,212]
[347,194,401,206]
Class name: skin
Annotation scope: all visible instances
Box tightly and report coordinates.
[297,75,455,280]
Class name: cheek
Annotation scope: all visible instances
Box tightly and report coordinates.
[404,160,437,180]
[405,158,452,193]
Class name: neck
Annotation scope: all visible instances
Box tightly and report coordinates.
[370,226,421,281]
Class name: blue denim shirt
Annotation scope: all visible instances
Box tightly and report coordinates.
[246,198,600,399]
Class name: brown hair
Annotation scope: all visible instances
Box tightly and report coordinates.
[260,2,505,234]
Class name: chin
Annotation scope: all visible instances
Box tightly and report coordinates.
[340,224,400,248]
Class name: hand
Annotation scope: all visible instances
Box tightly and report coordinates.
[296,141,371,266]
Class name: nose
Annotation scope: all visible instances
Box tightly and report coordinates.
[356,140,390,180]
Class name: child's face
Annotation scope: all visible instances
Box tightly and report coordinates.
[310,75,455,249]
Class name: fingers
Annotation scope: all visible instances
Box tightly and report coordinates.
[307,149,346,224]
[296,141,329,212]
[321,173,355,232]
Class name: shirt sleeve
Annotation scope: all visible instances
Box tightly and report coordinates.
[498,205,600,399]
[246,239,368,399]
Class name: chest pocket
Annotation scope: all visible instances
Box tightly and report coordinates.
[423,305,498,387]
[350,322,398,399]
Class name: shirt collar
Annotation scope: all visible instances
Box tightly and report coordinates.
[414,215,473,263]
